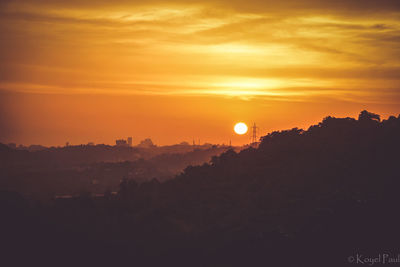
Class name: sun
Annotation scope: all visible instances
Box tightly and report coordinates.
[234,122,248,135]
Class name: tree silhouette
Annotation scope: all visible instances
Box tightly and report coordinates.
[358,110,380,122]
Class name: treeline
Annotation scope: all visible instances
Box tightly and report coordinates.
[0,142,225,169]
[0,145,229,199]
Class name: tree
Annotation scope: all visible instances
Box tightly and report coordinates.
[358,110,380,122]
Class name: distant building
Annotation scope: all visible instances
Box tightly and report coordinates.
[116,139,128,147]
[127,137,132,147]
[138,138,155,148]
[87,142,95,146]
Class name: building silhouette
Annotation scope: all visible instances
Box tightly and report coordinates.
[116,139,128,147]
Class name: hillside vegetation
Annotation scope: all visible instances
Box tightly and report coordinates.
[2,110,400,267]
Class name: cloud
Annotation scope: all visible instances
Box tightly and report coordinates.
[3,0,400,13]
[0,0,399,105]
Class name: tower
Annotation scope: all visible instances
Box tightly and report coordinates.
[251,123,259,146]
[127,137,132,147]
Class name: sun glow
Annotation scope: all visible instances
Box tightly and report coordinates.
[234,122,248,135]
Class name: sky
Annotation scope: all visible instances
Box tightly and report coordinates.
[0,0,399,146]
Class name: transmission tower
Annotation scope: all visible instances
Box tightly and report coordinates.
[251,123,259,146]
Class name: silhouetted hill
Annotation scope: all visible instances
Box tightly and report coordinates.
[0,143,11,154]
[0,142,229,168]
[1,111,400,267]
[0,144,229,199]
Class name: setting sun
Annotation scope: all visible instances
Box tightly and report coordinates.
[234,122,248,135]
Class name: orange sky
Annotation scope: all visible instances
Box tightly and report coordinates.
[0,0,399,146]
